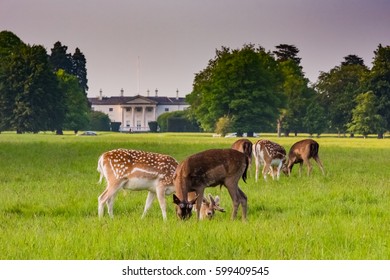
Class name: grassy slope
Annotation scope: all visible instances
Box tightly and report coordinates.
[0,132,389,259]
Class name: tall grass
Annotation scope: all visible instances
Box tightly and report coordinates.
[0,132,389,259]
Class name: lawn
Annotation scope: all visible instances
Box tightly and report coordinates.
[0,132,389,259]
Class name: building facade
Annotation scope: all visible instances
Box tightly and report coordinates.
[89,90,189,132]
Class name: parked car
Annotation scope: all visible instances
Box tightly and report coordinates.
[79,131,97,136]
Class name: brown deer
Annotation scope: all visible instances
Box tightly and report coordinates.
[97,149,178,220]
[173,149,248,221]
[231,139,253,166]
[253,139,286,182]
[284,139,325,176]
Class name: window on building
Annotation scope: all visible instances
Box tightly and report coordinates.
[135,107,142,112]
[109,108,113,112]
[165,108,169,112]
[126,108,131,112]
[146,107,153,112]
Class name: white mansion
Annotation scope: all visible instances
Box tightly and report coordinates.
[89,89,189,132]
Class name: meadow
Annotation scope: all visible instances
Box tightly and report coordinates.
[0,132,389,260]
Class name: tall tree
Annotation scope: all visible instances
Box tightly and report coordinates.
[368,44,390,138]
[72,48,89,94]
[187,44,285,134]
[274,44,312,136]
[315,55,369,136]
[0,31,25,131]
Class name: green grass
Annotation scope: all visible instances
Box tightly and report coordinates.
[0,132,389,259]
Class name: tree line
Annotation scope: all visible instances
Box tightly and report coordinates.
[186,43,390,138]
[0,31,110,134]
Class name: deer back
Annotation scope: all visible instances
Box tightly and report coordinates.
[254,139,286,163]
[98,149,178,187]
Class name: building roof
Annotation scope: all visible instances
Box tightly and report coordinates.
[89,95,188,106]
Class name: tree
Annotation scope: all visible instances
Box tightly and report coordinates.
[187,44,285,133]
[0,31,25,131]
[368,44,390,138]
[0,39,64,133]
[274,44,311,136]
[347,91,384,138]
[56,69,90,134]
[273,44,302,65]
[315,55,369,136]
[49,41,73,73]
[72,48,89,95]
[215,115,233,136]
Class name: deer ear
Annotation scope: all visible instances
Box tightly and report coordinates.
[173,194,181,205]
[213,195,220,204]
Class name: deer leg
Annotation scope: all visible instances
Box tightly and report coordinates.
[155,186,168,220]
[314,155,325,175]
[98,189,108,217]
[98,186,119,218]
[298,162,303,177]
[195,188,205,220]
[262,163,270,181]
[225,180,240,220]
[237,187,247,221]
[254,156,260,182]
[276,161,283,180]
[304,159,312,176]
[141,191,156,219]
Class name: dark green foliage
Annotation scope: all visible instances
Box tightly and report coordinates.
[315,55,369,135]
[56,69,90,134]
[110,122,121,132]
[148,121,158,132]
[88,111,110,131]
[157,110,200,132]
[187,44,285,132]
[0,35,65,133]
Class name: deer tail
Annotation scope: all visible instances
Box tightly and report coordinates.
[242,156,249,183]
[97,155,105,184]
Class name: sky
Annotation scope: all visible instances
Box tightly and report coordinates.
[1,0,390,98]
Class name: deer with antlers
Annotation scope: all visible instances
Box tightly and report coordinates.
[173,149,248,221]
[97,148,178,220]
[284,139,325,176]
[187,192,225,220]
[253,139,287,182]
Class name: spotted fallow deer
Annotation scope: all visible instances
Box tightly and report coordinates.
[285,139,325,176]
[97,149,178,220]
[231,139,253,166]
[173,149,248,221]
[253,139,286,182]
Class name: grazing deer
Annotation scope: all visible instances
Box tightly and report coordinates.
[231,139,253,172]
[188,192,225,220]
[285,139,325,176]
[173,149,248,221]
[97,149,178,220]
[253,139,286,182]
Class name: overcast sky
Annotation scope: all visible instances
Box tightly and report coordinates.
[1,0,390,98]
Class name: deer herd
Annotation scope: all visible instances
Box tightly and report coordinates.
[97,138,325,221]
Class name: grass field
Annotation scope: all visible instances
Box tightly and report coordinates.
[0,132,389,260]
